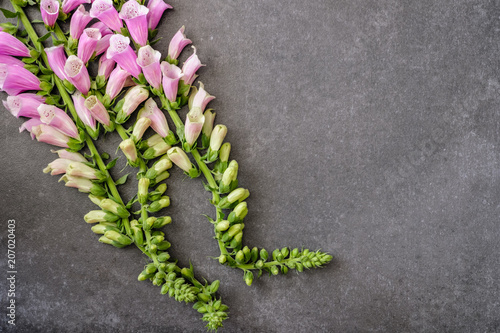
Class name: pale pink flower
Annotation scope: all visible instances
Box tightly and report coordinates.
[66,162,102,180]
[19,118,43,138]
[147,0,172,30]
[0,64,40,95]
[78,28,102,64]
[98,56,115,80]
[131,117,151,141]
[105,65,129,100]
[167,147,191,172]
[191,82,215,112]
[62,0,90,14]
[181,46,204,85]
[72,92,97,130]
[84,95,110,126]
[106,34,141,78]
[137,45,162,89]
[70,5,93,39]
[59,174,97,192]
[38,104,79,139]
[168,26,191,61]
[138,98,169,137]
[161,62,183,102]
[40,0,59,28]
[0,32,30,57]
[45,45,68,81]
[119,0,149,46]
[119,138,138,163]
[3,93,45,118]
[90,0,123,32]
[122,85,149,116]
[31,124,71,148]
[184,108,205,146]
[43,158,73,175]
[51,149,87,162]
[64,55,90,95]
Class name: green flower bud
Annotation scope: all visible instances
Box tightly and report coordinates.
[132,226,144,246]
[143,141,171,160]
[145,263,157,274]
[290,248,299,258]
[84,210,120,223]
[209,124,227,152]
[138,270,155,281]
[157,252,171,262]
[260,249,269,261]
[250,247,259,263]
[218,255,227,264]
[229,231,243,249]
[228,202,248,222]
[88,194,106,207]
[296,263,304,272]
[101,199,130,218]
[104,230,132,246]
[281,266,289,275]
[219,142,231,163]
[148,196,170,212]
[210,280,220,293]
[272,249,284,262]
[152,216,172,228]
[166,263,177,273]
[255,260,264,269]
[98,236,127,248]
[143,217,156,231]
[157,241,171,251]
[281,247,290,258]
[215,220,230,232]
[155,183,167,194]
[227,223,244,238]
[197,293,211,303]
[270,266,279,276]
[235,250,245,264]
[119,138,139,165]
[242,246,251,262]
[228,188,249,203]
[220,161,238,191]
[181,267,194,279]
[138,177,150,205]
[244,271,254,286]
[139,133,163,150]
[91,223,120,234]
[148,243,158,254]
[151,235,165,244]
[146,156,173,179]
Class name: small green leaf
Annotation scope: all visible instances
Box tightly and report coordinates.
[0,8,18,18]
[106,157,119,170]
[37,32,52,42]
[101,152,110,160]
[150,37,162,46]
[115,174,129,185]
[31,19,44,24]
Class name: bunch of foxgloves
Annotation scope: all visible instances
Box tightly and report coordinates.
[1,0,332,330]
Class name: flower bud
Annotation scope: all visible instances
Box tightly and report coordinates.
[153,171,170,185]
[215,220,230,232]
[59,174,106,195]
[218,255,227,264]
[116,86,150,123]
[143,216,156,231]
[229,231,243,249]
[227,223,244,238]
[228,202,248,222]
[91,223,119,234]
[100,198,130,218]
[157,252,171,262]
[220,160,238,192]
[167,147,192,173]
[148,196,170,212]
[260,249,269,261]
[255,260,264,269]
[43,158,72,175]
[84,210,119,223]
[132,117,151,142]
[138,270,154,281]
[235,250,245,264]
[152,216,172,228]
[143,141,171,160]
[219,143,231,163]
[66,162,106,182]
[119,138,139,164]
[244,271,254,286]
[105,230,132,246]
[138,177,150,204]
[218,188,249,209]
[270,266,279,276]
[184,107,205,147]
[201,109,216,148]
[145,155,173,179]
[139,133,164,150]
[209,125,227,152]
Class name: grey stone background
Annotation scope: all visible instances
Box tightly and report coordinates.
[1,0,500,331]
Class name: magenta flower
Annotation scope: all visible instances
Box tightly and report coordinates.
[40,0,60,28]
[62,0,90,14]
[0,32,30,57]
[161,62,183,102]
[137,45,162,90]
[122,86,149,116]
[72,92,97,130]
[70,5,93,40]
[90,22,113,37]
[45,45,68,81]
[31,124,72,148]
[94,34,112,56]
[0,64,40,95]
[168,26,192,61]
[19,118,43,138]
[106,34,141,79]
[84,95,111,126]
[105,65,130,100]
[119,0,149,47]
[78,28,102,64]
[98,56,115,80]
[191,82,215,112]
[147,0,172,30]
[0,55,25,67]
[138,98,169,137]
[38,104,79,139]
[64,55,90,95]
[90,0,123,32]
[3,93,45,118]
[181,46,204,85]
[184,107,205,146]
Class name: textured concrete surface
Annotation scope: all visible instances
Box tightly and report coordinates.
[1,0,500,332]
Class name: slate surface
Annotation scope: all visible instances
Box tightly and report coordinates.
[1,0,500,332]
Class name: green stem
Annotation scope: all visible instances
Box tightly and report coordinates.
[53,23,67,42]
